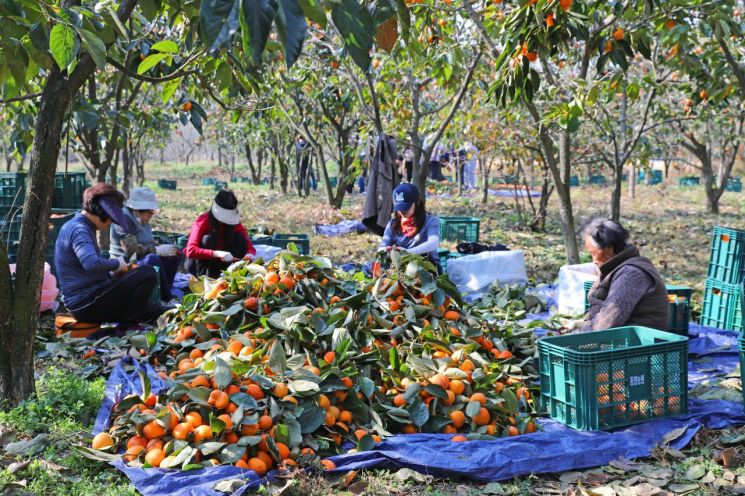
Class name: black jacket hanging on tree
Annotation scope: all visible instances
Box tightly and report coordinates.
[362,134,399,236]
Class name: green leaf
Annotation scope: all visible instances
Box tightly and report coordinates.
[296,404,326,433]
[275,0,307,67]
[214,357,232,389]
[151,40,179,53]
[268,339,287,375]
[78,29,106,68]
[137,53,169,74]
[187,386,211,405]
[49,23,79,69]
[160,77,181,104]
[140,0,162,20]
[288,379,320,395]
[499,388,518,415]
[356,434,376,452]
[465,400,481,418]
[138,369,151,402]
[210,414,227,435]
[407,400,429,427]
[331,0,374,71]
[297,0,326,27]
[240,0,277,65]
[200,0,241,55]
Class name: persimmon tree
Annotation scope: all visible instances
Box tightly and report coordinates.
[0,0,386,405]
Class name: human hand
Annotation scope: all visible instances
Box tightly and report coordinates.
[243,253,254,262]
[213,250,234,263]
[156,244,179,257]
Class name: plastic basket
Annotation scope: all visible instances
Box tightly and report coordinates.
[152,231,182,246]
[439,216,480,243]
[0,172,27,213]
[727,178,742,193]
[1,209,75,264]
[588,175,607,186]
[678,176,700,187]
[157,179,177,190]
[739,331,745,408]
[329,176,338,188]
[701,278,743,331]
[707,226,745,284]
[538,326,688,431]
[583,280,594,311]
[437,248,449,272]
[272,234,310,255]
[202,178,216,186]
[569,175,580,187]
[667,300,690,336]
[214,181,228,191]
[52,172,86,208]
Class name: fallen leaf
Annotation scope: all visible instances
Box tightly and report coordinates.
[610,458,640,472]
[700,471,716,484]
[720,433,745,446]
[4,434,50,456]
[668,483,699,493]
[685,464,706,480]
[660,426,688,446]
[559,471,584,484]
[394,468,432,484]
[213,479,247,493]
[7,460,31,474]
[483,482,505,494]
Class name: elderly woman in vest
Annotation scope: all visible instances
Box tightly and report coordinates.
[581,217,668,331]
[110,187,180,303]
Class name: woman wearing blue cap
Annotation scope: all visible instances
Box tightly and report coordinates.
[379,184,441,267]
[54,183,163,325]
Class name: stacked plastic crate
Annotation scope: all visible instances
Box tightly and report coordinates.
[700,226,745,331]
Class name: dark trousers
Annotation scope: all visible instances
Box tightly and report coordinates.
[71,266,158,325]
[429,160,445,181]
[405,161,413,182]
[299,158,316,191]
[139,253,180,300]
[184,234,248,278]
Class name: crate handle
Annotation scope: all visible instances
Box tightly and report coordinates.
[721,234,730,242]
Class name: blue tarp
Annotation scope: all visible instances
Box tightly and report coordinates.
[314,220,367,237]
[96,325,745,495]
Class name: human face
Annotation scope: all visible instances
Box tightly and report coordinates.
[136,209,155,225]
[584,235,615,266]
[401,203,416,219]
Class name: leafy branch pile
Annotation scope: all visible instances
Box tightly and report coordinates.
[91,250,540,476]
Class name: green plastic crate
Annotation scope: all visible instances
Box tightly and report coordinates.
[437,250,464,273]
[583,280,595,311]
[707,226,745,284]
[202,178,216,186]
[739,331,745,408]
[0,208,75,264]
[214,181,228,191]
[158,179,177,190]
[701,278,743,331]
[152,231,182,246]
[272,233,310,254]
[588,175,607,186]
[678,176,700,187]
[52,172,86,208]
[439,216,480,243]
[727,177,742,193]
[569,175,580,187]
[329,176,338,188]
[538,326,688,431]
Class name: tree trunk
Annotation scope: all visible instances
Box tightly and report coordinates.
[270,158,276,190]
[0,68,71,405]
[122,134,132,197]
[245,144,260,184]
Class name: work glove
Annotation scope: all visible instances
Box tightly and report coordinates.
[156,244,179,257]
[213,250,234,263]
[243,253,254,262]
[110,256,128,277]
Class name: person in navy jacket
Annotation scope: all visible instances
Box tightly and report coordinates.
[55,183,162,324]
[379,184,441,268]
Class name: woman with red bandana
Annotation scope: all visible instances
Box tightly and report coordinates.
[379,184,441,267]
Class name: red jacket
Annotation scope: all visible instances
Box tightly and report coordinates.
[184,212,255,260]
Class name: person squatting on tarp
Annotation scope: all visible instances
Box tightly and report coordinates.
[379,183,441,270]
[581,217,668,331]
[109,187,180,303]
[184,190,256,279]
[54,183,164,325]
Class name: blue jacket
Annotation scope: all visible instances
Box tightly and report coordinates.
[55,212,118,310]
[380,214,440,262]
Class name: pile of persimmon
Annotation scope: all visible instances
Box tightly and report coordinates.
[94,251,537,475]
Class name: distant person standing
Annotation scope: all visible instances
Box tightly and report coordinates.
[296,136,316,191]
[403,147,414,182]
[428,142,446,181]
[464,141,479,190]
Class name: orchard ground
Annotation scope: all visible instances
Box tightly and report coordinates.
[2,162,745,495]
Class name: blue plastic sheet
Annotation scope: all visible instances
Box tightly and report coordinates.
[95,325,745,494]
[314,220,367,237]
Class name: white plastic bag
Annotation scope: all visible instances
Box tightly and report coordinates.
[253,244,283,261]
[446,250,528,298]
[557,262,598,315]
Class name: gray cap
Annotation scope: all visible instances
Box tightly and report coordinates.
[126,187,159,211]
